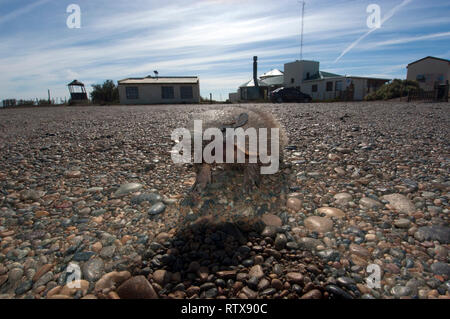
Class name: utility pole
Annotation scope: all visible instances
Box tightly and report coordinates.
[48,89,51,104]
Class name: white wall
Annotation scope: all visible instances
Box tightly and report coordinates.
[118,83,200,104]
[284,60,319,88]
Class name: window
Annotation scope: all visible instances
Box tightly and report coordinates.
[180,86,193,99]
[291,78,295,84]
[126,86,139,99]
[162,86,174,99]
[312,84,318,92]
[416,74,425,82]
[326,81,333,91]
[335,81,343,91]
[306,72,310,79]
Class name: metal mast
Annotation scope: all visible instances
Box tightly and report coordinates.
[300,1,305,60]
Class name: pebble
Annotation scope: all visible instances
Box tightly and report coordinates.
[304,216,333,233]
[148,202,166,215]
[382,194,416,215]
[116,276,158,299]
[317,207,345,219]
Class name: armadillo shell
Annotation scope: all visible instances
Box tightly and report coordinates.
[188,106,285,158]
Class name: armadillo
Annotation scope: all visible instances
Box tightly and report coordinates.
[186,106,288,193]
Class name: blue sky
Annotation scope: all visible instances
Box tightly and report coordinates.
[0,0,449,101]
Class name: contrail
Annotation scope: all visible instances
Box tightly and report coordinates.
[334,0,413,63]
[0,0,52,25]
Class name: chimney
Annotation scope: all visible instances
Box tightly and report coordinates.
[253,56,259,88]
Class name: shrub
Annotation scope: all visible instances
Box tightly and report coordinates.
[90,80,119,104]
[364,79,422,101]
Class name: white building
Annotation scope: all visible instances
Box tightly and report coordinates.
[118,76,200,105]
[283,60,389,101]
[229,59,389,102]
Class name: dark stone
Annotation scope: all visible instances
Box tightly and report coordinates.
[15,280,33,295]
[414,225,450,244]
[431,262,450,277]
[73,251,95,262]
[325,285,353,299]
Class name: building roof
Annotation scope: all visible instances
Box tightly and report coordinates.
[305,71,343,81]
[260,69,284,78]
[118,76,199,85]
[239,78,268,88]
[407,56,450,67]
[68,80,85,86]
[261,75,284,86]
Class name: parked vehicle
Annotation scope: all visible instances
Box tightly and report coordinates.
[270,87,312,103]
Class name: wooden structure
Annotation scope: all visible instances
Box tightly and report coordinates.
[408,80,449,102]
[68,80,88,102]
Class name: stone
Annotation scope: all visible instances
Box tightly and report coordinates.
[261,214,282,227]
[286,272,303,284]
[94,271,131,292]
[300,289,322,299]
[65,170,81,178]
[249,265,264,280]
[32,264,53,282]
[114,183,143,197]
[286,198,302,211]
[73,251,95,262]
[349,244,370,258]
[60,280,89,296]
[20,190,42,201]
[148,202,166,215]
[241,286,257,298]
[414,225,450,244]
[431,262,450,277]
[394,218,411,229]
[382,194,416,215]
[33,272,53,289]
[325,284,353,299]
[100,245,116,259]
[304,216,333,233]
[117,276,158,299]
[359,197,382,210]
[334,193,353,205]
[153,269,170,286]
[82,258,104,282]
[297,237,323,251]
[317,207,345,219]
[131,193,162,205]
[274,233,287,250]
[391,286,412,298]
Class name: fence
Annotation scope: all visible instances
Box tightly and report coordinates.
[408,81,449,102]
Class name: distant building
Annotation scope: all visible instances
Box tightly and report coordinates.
[283,60,389,101]
[407,56,450,91]
[118,76,200,105]
[229,59,389,102]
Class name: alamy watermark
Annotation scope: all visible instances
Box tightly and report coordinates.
[171,121,280,174]
[366,4,381,29]
[66,4,81,29]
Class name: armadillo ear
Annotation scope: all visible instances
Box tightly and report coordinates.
[234,113,249,128]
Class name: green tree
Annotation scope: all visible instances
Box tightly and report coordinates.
[90,80,119,104]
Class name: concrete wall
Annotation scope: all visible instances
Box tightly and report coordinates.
[284,60,319,88]
[118,83,200,104]
[301,77,373,101]
[407,58,450,90]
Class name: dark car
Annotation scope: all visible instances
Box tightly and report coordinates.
[270,87,312,103]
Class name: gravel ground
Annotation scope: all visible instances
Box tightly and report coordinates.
[0,101,449,299]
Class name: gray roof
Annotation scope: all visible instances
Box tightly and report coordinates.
[261,75,284,86]
[119,76,199,85]
[239,78,268,88]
